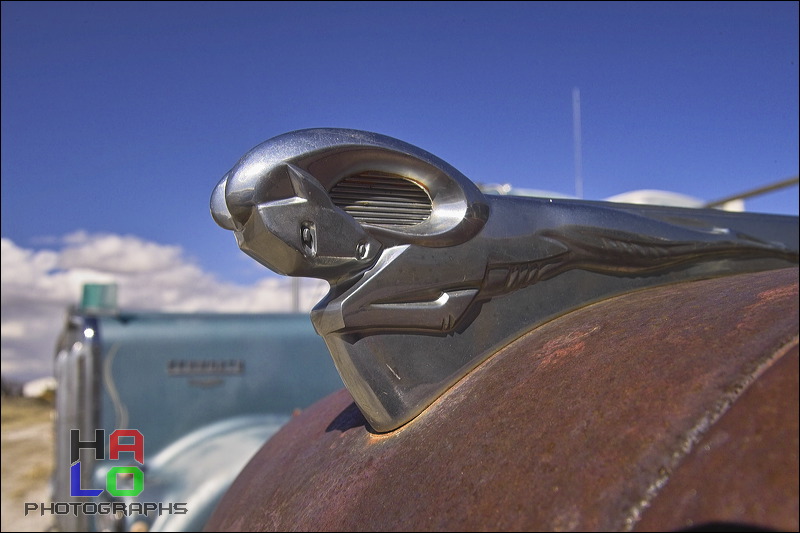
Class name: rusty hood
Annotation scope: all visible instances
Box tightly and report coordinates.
[206,267,799,532]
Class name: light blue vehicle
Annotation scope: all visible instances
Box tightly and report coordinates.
[52,287,342,532]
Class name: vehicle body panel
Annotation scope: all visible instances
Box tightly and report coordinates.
[52,311,342,532]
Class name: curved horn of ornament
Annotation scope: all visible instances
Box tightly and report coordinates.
[211,128,799,432]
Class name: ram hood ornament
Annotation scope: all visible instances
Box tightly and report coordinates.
[211,128,799,432]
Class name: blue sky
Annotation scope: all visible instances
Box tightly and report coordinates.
[2,0,799,287]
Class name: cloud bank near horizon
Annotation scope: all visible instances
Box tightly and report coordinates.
[1,232,328,382]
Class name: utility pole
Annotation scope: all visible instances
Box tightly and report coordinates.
[572,87,583,199]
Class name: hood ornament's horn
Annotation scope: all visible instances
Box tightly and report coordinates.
[212,128,799,432]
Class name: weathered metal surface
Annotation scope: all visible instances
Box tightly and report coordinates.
[634,342,798,531]
[206,267,799,532]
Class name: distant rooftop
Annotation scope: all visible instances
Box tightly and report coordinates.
[478,183,745,212]
[604,190,744,212]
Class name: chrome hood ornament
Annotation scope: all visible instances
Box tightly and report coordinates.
[212,128,799,432]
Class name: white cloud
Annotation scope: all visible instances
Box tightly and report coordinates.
[58,231,186,274]
[1,233,329,382]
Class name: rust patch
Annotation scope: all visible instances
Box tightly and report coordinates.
[536,325,600,369]
[757,282,798,303]
[206,268,799,532]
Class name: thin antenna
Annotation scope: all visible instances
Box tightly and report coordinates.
[572,87,583,199]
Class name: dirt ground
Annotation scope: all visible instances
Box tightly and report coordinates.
[1,396,57,532]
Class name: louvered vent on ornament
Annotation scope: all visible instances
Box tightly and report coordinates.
[329,172,432,227]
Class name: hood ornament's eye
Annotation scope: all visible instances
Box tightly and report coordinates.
[301,223,316,257]
[355,241,369,260]
[212,128,799,433]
